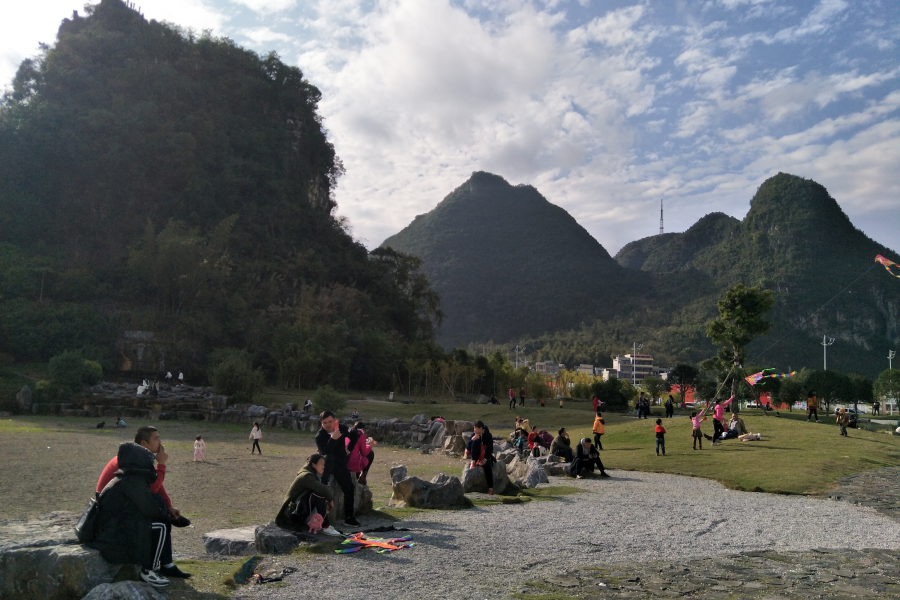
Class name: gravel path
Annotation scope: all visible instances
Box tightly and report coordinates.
[234,471,900,600]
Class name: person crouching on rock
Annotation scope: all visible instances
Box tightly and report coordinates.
[89,442,172,588]
[571,438,609,479]
[276,453,342,537]
[466,420,495,495]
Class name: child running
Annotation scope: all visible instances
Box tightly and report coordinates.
[691,411,707,450]
[655,419,666,456]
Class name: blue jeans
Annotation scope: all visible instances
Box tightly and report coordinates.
[655,438,665,455]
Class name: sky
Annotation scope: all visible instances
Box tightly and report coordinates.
[2,0,898,254]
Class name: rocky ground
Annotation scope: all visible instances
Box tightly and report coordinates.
[233,470,900,600]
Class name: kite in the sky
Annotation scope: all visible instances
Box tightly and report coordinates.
[876,255,900,279]
[745,370,795,386]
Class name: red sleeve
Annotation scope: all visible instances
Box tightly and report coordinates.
[96,457,119,493]
[150,463,172,507]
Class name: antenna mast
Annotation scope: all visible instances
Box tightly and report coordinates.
[659,199,664,235]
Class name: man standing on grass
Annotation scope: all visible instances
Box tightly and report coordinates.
[807,390,820,423]
[315,411,362,527]
[96,425,192,579]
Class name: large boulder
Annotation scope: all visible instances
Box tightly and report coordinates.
[16,386,32,412]
[328,480,372,522]
[247,405,269,418]
[254,522,305,554]
[522,463,550,488]
[388,471,465,509]
[442,435,466,455]
[461,461,509,494]
[203,526,257,555]
[454,420,474,435]
[0,511,115,600]
[81,581,167,600]
[410,414,429,425]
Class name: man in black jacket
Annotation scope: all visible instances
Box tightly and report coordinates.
[550,427,573,462]
[571,438,610,479]
[89,442,171,587]
[466,420,495,495]
[315,411,361,527]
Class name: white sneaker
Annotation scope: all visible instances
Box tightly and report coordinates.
[320,526,343,537]
[140,569,170,587]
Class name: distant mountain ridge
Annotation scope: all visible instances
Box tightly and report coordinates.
[383,172,899,378]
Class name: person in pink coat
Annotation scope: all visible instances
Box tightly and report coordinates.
[193,435,205,462]
[345,422,378,485]
[710,396,734,446]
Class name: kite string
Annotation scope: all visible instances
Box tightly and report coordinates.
[747,263,877,364]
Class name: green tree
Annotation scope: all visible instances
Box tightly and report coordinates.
[641,376,667,404]
[208,349,265,404]
[590,378,633,411]
[804,370,853,414]
[667,364,699,405]
[777,377,804,410]
[312,385,346,414]
[873,369,900,408]
[48,350,88,395]
[705,284,774,410]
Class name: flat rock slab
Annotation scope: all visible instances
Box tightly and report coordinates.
[81,580,167,600]
[0,510,80,551]
[827,466,900,523]
[203,526,258,555]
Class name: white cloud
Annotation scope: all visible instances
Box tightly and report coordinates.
[228,0,296,14]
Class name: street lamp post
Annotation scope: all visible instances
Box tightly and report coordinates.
[821,335,835,370]
[889,350,896,370]
[632,342,643,386]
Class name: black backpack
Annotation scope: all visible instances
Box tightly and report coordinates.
[75,479,116,544]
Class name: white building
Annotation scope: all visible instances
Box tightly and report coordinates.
[612,353,654,384]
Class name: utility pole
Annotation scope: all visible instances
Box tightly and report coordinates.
[821,335,835,370]
[889,350,896,370]
[632,342,643,386]
[514,345,526,369]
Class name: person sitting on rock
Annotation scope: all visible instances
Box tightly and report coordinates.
[571,438,610,479]
[276,453,342,537]
[465,420,495,495]
[316,411,362,527]
[303,397,313,412]
[89,442,173,588]
[550,427,573,462]
[96,426,191,580]
[527,426,544,458]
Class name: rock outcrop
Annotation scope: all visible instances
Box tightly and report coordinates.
[388,465,465,509]
[461,460,510,494]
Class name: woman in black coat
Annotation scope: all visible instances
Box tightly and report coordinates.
[89,442,171,587]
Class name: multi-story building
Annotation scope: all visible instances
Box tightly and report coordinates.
[534,361,563,375]
[575,364,595,375]
[612,353,654,384]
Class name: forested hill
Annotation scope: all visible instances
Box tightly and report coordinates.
[381,171,661,346]
[612,173,900,376]
[385,172,898,378]
[0,0,440,389]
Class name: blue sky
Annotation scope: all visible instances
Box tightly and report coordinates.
[3,0,898,254]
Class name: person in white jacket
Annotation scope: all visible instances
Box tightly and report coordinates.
[249,422,262,455]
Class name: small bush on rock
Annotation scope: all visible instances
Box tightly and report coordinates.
[313,385,346,414]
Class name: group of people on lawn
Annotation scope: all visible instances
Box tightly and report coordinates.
[85,412,379,589]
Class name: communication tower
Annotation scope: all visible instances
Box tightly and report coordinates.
[659,199,664,235]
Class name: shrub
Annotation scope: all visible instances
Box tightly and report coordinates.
[209,349,265,404]
[312,385,346,414]
[48,350,87,395]
[590,378,633,411]
[83,360,103,386]
[34,379,58,402]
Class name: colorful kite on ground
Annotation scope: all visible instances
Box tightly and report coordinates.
[875,255,900,279]
[335,532,415,554]
[745,370,795,386]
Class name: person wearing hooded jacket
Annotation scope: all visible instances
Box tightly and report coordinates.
[276,453,341,536]
[89,442,172,587]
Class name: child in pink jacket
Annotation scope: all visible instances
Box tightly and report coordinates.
[345,422,378,485]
